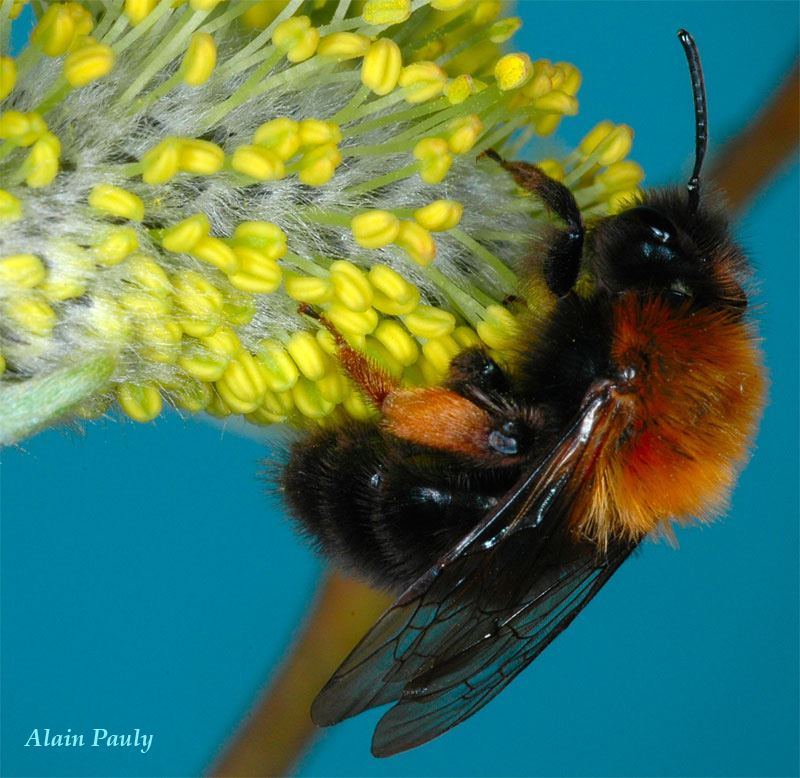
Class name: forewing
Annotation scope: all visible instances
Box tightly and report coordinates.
[371,539,633,755]
[311,382,631,752]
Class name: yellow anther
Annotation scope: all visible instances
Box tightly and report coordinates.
[447,114,483,154]
[256,338,300,392]
[229,246,282,294]
[32,3,77,57]
[200,326,241,358]
[414,137,451,184]
[431,0,468,9]
[318,32,370,61]
[446,74,478,105]
[403,304,457,340]
[351,210,400,249]
[414,199,463,232]
[88,184,144,221]
[292,378,334,419]
[259,386,294,418]
[395,221,436,266]
[218,351,267,410]
[368,264,418,303]
[371,290,419,316]
[362,0,411,25]
[64,3,94,36]
[361,38,402,96]
[326,304,378,337]
[173,270,224,335]
[0,57,17,101]
[120,290,170,318]
[117,383,162,422]
[64,41,115,87]
[0,254,46,288]
[286,330,328,381]
[596,125,634,166]
[422,335,460,375]
[162,213,210,253]
[253,117,301,160]
[453,325,481,349]
[231,144,285,181]
[272,16,319,64]
[531,90,578,116]
[374,319,418,366]
[178,351,228,382]
[242,1,283,30]
[476,304,519,350]
[342,388,377,421]
[141,137,180,185]
[579,121,614,156]
[495,52,532,91]
[172,379,213,412]
[24,131,61,187]
[189,0,223,9]
[41,278,86,301]
[0,111,42,145]
[298,143,341,186]
[205,391,232,417]
[315,327,366,357]
[330,260,373,313]
[298,119,341,147]
[410,39,444,63]
[192,236,239,274]
[536,159,564,181]
[125,253,171,296]
[596,160,645,192]
[124,0,158,24]
[0,190,22,222]
[533,114,561,137]
[519,72,553,103]
[284,270,334,304]
[488,17,521,43]
[139,320,182,363]
[181,32,216,86]
[179,138,224,175]
[9,1,27,21]
[555,62,582,95]
[6,293,56,336]
[472,0,501,24]
[232,221,287,259]
[316,370,347,405]
[365,337,403,378]
[398,61,447,103]
[222,289,256,327]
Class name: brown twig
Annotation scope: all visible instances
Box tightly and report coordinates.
[209,59,800,778]
[210,572,391,777]
[710,60,799,213]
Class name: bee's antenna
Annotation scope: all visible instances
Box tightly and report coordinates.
[677,29,707,214]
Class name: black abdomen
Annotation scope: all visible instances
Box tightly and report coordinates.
[281,422,521,591]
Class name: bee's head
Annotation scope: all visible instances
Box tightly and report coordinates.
[587,191,749,310]
[586,30,748,313]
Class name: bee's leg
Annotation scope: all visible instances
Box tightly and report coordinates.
[298,303,396,409]
[480,148,583,297]
[447,348,512,404]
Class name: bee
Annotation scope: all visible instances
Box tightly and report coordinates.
[280,30,765,756]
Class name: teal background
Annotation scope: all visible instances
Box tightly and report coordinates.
[2,3,798,777]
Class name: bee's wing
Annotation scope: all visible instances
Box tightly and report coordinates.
[311,381,635,755]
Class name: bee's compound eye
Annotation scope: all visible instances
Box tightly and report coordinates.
[625,206,679,245]
[489,428,518,455]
